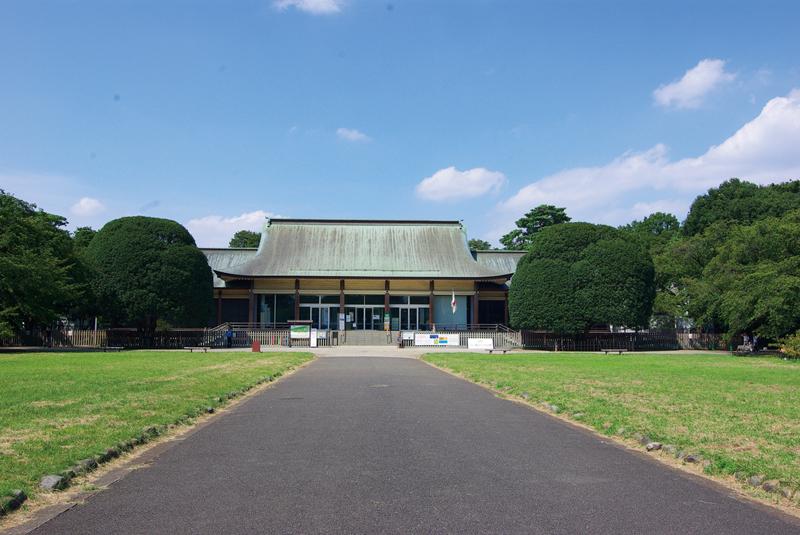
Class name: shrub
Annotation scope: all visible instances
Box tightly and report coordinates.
[509,223,655,334]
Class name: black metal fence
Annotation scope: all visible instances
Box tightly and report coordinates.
[520,331,680,352]
[519,331,742,352]
[105,329,211,349]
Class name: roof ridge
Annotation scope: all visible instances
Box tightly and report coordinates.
[268,218,462,225]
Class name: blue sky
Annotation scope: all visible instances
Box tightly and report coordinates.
[2,0,799,246]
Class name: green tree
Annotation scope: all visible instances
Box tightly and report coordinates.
[468,238,492,251]
[683,178,800,236]
[86,216,213,329]
[509,223,655,333]
[72,226,97,251]
[691,211,800,339]
[0,191,83,337]
[229,230,261,248]
[620,212,682,326]
[500,204,571,249]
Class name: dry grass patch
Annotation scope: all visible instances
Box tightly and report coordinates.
[423,351,800,497]
[0,350,312,502]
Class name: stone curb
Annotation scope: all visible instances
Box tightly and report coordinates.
[0,491,27,517]
[29,373,281,501]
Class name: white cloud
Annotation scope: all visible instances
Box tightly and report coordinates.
[654,59,736,109]
[336,127,371,142]
[70,197,106,217]
[416,166,507,201]
[273,0,343,15]
[186,210,281,247]
[494,89,800,236]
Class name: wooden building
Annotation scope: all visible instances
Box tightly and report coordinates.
[203,219,525,331]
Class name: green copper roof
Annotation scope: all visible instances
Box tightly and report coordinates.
[215,219,514,280]
[473,250,527,288]
[474,250,526,275]
[202,248,258,287]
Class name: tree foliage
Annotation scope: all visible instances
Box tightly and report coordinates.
[683,178,800,236]
[620,212,682,326]
[500,204,571,250]
[72,226,97,251]
[86,216,213,329]
[675,211,800,339]
[229,230,261,248]
[509,223,655,334]
[0,191,88,337]
[468,238,492,251]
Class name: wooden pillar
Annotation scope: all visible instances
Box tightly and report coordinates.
[504,292,509,326]
[384,280,390,312]
[247,289,255,324]
[429,280,435,328]
[216,293,222,325]
[294,279,300,321]
[471,291,479,326]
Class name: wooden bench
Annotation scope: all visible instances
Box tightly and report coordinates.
[487,349,509,354]
[602,348,628,355]
[184,346,209,353]
[102,346,123,352]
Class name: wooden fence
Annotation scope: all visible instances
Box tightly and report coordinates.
[399,329,522,349]
[0,329,106,348]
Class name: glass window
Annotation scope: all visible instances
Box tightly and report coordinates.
[345,294,364,305]
[321,295,340,304]
[418,307,429,329]
[390,307,400,330]
[410,296,429,305]
[389,295,408,304]
[300,295,319,304]
[275,294,295,324]
[365,294,384,305]
[259,294,274,326]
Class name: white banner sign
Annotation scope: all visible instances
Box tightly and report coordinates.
[310,329,318,347]
[402,331,415,341]
[414,333,460,346]
[468,338,494,350]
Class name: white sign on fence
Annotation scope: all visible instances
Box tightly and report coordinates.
[468,337,494,350]
[290,325,310,339]
[310,329,318,347]
[414,333,460,346]
[402,331,415,341]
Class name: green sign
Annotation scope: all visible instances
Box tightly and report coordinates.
[290,324,310,339]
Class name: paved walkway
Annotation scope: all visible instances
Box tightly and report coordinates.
[30,357,800,534]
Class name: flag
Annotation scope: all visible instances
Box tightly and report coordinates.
[451,290,457,314]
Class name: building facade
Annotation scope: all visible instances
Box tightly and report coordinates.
[203,219,525,331]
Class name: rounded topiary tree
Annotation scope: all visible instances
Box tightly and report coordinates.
[509,222,655,333]
[86,216,213,329]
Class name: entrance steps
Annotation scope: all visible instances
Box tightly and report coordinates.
[340,330,393,346]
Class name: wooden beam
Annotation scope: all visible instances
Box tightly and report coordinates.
[294,279,300,321]
[472,290,480,325]
[429,280,435,327]
[504,292,509,326]
[384,279,390,312]
[247,289,255,323]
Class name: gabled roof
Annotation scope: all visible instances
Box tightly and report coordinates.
[474,250,527,275]
[215,219,513,280]
[202,248,258,288]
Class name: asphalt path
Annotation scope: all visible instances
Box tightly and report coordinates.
[32,357,800,534]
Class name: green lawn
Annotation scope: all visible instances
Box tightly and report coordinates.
[423,352,800,494]
[0,350,312,499]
